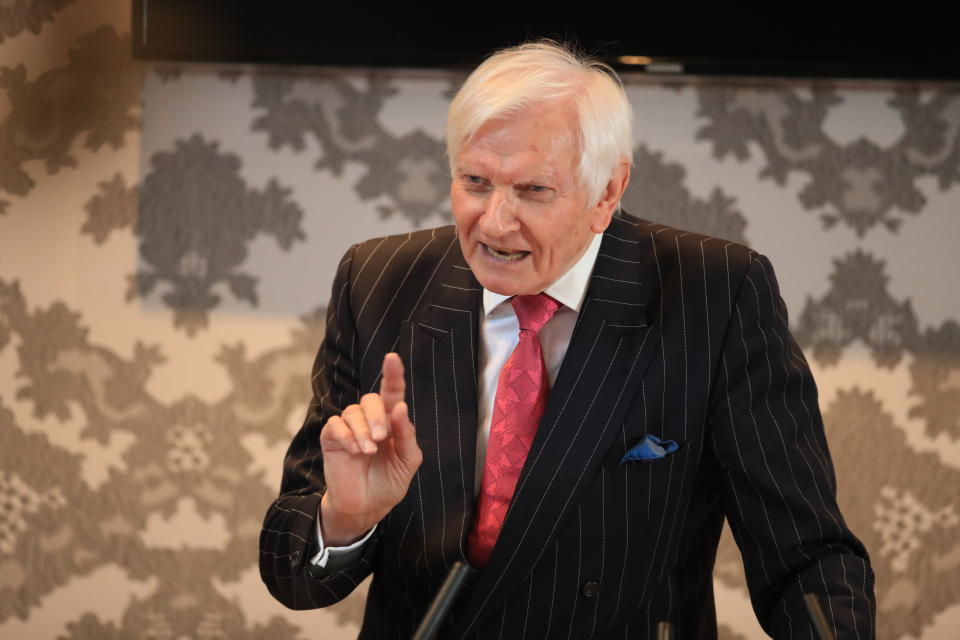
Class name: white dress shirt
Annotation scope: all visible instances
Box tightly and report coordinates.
[312,232,603,569]
[473,231,602,492]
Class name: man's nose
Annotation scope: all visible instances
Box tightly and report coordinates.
[478,190,519,236]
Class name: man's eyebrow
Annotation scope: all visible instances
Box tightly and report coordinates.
[517,173,559,185]
[454,161,487,175]
[453,165,560,185]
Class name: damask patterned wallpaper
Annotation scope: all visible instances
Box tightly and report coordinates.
[1,1,958,638]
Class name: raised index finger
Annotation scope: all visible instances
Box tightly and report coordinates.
[379,352,406,412]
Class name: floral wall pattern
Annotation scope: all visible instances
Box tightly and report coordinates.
[0,1,957,638]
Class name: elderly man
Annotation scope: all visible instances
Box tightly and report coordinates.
[260,41,875,638]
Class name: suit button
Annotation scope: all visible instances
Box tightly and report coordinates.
[581,581,600,598]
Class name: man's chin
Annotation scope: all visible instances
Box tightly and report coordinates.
[463,249,544,295]
[473,273,542,297]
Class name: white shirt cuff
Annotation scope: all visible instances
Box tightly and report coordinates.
[310,508,376,569]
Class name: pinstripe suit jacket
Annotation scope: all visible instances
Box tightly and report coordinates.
[260,212,875,639]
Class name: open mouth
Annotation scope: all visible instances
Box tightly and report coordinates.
[483,244,530,262]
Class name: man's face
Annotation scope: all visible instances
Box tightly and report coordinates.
[450,104,615,296]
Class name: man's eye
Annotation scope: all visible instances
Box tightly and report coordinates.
[463,175,489,189]
[518,183,551,196]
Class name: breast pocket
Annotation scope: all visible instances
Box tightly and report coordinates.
[609,439,690,522]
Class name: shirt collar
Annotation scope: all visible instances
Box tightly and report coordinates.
[482,231,603,316]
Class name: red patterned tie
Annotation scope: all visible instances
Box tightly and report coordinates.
[467,293,561,568]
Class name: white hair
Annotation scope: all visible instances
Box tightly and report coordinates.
[446,40,633,206]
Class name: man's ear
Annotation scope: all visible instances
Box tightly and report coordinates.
[590,161,631,233]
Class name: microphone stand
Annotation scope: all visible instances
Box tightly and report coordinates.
[804,593,836,640]
[412,561,476,640]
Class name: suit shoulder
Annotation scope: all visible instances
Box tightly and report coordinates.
[352,225,457,259]
[344,225,459,293]
[610,211,757,273]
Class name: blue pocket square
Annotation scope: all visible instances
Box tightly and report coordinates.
[621,434,681,463]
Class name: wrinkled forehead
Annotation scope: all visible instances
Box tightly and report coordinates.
[454,106,581,178]
[463,98,580,150]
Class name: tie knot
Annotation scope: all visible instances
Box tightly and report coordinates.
[511,293,561,335]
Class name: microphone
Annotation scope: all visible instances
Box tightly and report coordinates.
[412,561,476,640]
[657,620,674,640]
[804,593,836,640]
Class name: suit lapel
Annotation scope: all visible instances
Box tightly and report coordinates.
[453,216,664,636]
[405,238,482,578]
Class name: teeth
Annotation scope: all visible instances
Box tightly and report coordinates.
[485,245,527,261]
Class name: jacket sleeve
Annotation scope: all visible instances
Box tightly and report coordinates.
[259,243,381,609]
[707,253,876,638]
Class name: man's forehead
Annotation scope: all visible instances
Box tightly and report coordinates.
[456,112,578,175]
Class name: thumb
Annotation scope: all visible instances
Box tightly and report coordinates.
[390,401,421,469]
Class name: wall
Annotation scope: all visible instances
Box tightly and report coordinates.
[0,1,958,638]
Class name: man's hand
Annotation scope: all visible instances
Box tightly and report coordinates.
[319,353,423,546]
